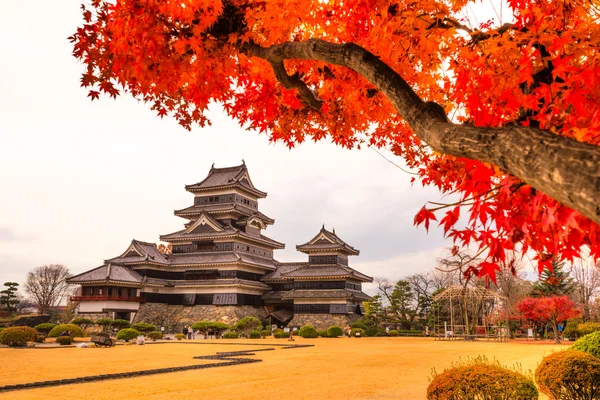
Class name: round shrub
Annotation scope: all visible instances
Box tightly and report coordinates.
[536,350,600,400]
[223,331,239,339]
[116,328,141,342]
[71,317,94,329]
[388,330,399,337]
[249,330,261,339]
[327,326,343,338]
[280,331,290,339]
[318,330,329,337]
[350,328,365,337]
[298,325,319,338]
[572,330,600,359]
[260,330,270,338]
[48,324,84,338]
[34,323,57,335]
[0,326,39,347]
[131,322,157,333]
[274,332,282,338]
[578,322,600,336]
[427,359,538,400]
[56,336,72,346]
[175,333,186,340]
[147,331,163,340]
[351,322,368,331]
[111,319,131,330]
[273,328,283,335]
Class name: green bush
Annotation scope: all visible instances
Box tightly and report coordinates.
[388,330,399,337]
[249,330,261,339]
[223,331,239,339]
[274,333,282,338]
[260,330,270,338]
[147,331,163,340]
[298,325,319,338]
[56,336,72,345]
[564,318,583,340]
[351,322,368,331]
[350,328,365,337]
[572,331,600,359]
[318,330,329,337]
[34,323,57,335]
[327,326,343,338]
[175,333,186,340]
[578,322,600,336]
[281,331,290,339]
[536,350,600,400]
[273,328,283,335]
[71,318,94,331]
[116,328,140,342]
[131,322,157,333]
[234,316,261,337]
[427,357,538,400]
[0,326,39,346]
[48,324,84,338]
[111,319,131,330]
[95,318,114,328]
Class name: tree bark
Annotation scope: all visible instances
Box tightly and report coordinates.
[246,39,600,224]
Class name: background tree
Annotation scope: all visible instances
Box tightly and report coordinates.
[408,272,435,321]
[0,282,20,313]
[390,280,417,329]
[569,255,600,321]
[24,265,72,315]
[532,259,574,297]
[517,296,580,344]
[71,0,600,281]
[493,257,532,338]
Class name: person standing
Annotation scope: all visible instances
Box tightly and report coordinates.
[182,325,188,339]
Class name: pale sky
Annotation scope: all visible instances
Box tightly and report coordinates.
[0,1,509,295]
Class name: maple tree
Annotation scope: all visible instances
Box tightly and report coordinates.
[517,295,580,343]
[70,0,600,281]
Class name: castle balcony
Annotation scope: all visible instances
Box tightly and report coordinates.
[70,295,146,303]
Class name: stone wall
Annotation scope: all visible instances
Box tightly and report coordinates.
[133,303,268,333]
[289,313,361,330]
[76,312,113,321]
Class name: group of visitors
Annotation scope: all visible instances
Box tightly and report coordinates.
[182,325,195,339]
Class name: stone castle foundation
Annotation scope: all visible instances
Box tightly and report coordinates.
[288,313,361,330]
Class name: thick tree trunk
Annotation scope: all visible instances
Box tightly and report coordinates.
[247,39,600,224]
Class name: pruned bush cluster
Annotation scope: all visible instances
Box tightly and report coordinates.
[116,328,141,342]
[147,331,163,340]
[34,323,57,335]
[298,325,318,338]
[350,328,365,337]
[535,349,600,400]
[0,326,39,347]
[56,336,72,346]
[327,326,343,338]
[572,331,600,359]
[223,331,239,339]
[48,324,84,338]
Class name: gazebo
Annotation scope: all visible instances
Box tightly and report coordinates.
[432,285,508,341]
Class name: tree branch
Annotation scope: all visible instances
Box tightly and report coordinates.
[267,59,322,110]
[244,39,600,224]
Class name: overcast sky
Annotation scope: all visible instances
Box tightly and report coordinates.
[0,1,511,295]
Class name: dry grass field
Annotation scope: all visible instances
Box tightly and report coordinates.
[0,337,567,399]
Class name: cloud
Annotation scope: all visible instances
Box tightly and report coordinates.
[0,227,35,242]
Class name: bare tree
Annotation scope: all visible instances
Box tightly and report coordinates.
[25,264,72,315]
[494,255,532,337]
[408,272,434,319]
[570,254,600,321]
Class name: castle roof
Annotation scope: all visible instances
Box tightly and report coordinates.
[67,263,143,285]
[185,162,267,198]
[296,226,359,255]
[263,262,372,282]
[174,204,275,225]
[263,289,371,301]
[105,240,169,265]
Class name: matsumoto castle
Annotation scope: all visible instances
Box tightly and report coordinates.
[68,162,372,329]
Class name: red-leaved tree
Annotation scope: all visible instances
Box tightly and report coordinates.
[517,295,580,343]
[69,0,600,281]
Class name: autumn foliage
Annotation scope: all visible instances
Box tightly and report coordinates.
[535,350,600,400]
[70,0,600,281]
[517,295,580,343]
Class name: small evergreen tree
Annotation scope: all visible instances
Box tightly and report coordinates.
[532,259,574,297]
[0,282,20,313]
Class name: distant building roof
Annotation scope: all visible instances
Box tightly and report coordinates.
[67,263,143,285]
[296,226,359,255]
[264,289,371,301]
[174,204,275,225]
[105,239,169,265]
[185,162,267,198]
[264,262,372,282]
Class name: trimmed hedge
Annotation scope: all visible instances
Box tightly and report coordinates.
[274,332,290,339]
[223,331,239,339]
[34,323,57,335]
[318,330,329,337]
[388,330,399,337]
[260,330,270,338]
[536,350,600,400]
[578,322,600,336]
[327,326,343,338]
[572,331,600,359]
[111,319,131,330]
[116,328,141,342]
[273,328,283,335]
[56,336,72,346]
[0,326,39,347]
[351,322,368,331]
[131,322,157,333]
[48,324,84,338]
[147,331,163,340]
[350,328,365,337]
[427,358,538,400]
[298,325,319,338]
[249,330,261,339]
[175,333,186,340]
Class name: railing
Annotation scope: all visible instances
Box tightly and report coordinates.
[70,296,145,302]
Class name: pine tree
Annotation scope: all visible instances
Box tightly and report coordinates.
[532,259,574,297]
[0,282,20,313]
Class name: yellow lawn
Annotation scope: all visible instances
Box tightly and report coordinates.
[0,337,567,399]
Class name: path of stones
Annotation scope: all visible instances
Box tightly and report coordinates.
[0,342,314,393]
